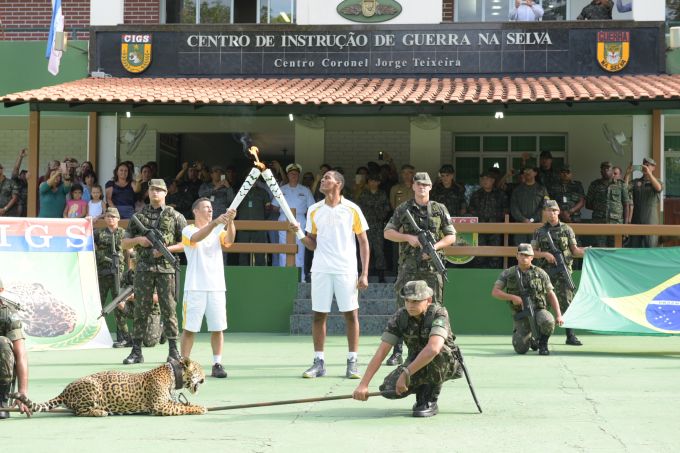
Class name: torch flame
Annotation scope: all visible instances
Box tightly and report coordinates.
[248,146,266,171]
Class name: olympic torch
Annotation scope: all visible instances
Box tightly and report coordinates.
[259,161,306,241]
[227,147,265,211]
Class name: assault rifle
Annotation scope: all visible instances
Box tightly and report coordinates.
[130,214,180,300]
[97,285,134,319]
[542,230,576,292]
[110,233,121,297]
[513,266,539,346]
[0,292,24,311]
[404,209,448,282]
[453,347,483,413]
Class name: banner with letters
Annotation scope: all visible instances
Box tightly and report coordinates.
[0,218,112,350]
[563,247,680,335]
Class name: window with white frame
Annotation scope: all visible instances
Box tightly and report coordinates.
[163,0,295,24]
[452,134,567,185]
[455,0,566,22]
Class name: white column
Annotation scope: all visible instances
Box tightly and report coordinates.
[632,0,664,21]
[90,0,124,26]
[632,115,651,166]
[409,116,441,178]
[294,117,325,174]
[97,114,119,181]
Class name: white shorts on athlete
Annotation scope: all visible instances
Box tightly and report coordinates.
[182,290,227,332]
[311,272,359,313]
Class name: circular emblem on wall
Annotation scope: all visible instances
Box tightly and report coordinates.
[121,34,153,74]
[337,0,402,23]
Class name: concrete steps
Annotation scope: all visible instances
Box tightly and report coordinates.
[290,283,397,335]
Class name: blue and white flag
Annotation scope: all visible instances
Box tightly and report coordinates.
[46,0,64,75]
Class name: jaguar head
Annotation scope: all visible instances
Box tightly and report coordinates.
[181,357,206,394]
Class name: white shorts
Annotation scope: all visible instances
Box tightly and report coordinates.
[182,291,227,332]
[311,272,359,313]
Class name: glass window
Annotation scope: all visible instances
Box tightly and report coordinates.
[539,135,566,152]
[201,0,232,23]
[455,157,482,185]
[665,134,680,197]
[164,0,198,23]
[455,136,481,152]
[511,136,536,153]
[262,0,294,24]
[483,136,508,152]
[456,0,483,22]
[485,0,508,22]
[542,0,567,21]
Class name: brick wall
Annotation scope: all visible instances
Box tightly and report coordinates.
[0,0,160,41]
[0,0,90,41]
[324,130,410,173]
[442,0,454,22]
[124,0,160,25]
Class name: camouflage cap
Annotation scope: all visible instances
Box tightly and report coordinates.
[413,172,432,185]
[544,199,560,210]
[399,280,434,300]
[517,243,534,256]
[148,178,167,192]
[104,207,120,218]
[643,157,657,166]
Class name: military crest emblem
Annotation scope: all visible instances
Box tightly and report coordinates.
[337,0,402,23]
[597,31,630,72]
[121,34,152,74]
[446,217,478,266]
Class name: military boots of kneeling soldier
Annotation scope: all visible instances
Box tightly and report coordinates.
[123,340,144,364]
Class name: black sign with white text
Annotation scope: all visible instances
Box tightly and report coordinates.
[92,23,664,78]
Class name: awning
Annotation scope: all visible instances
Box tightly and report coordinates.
[5,74,680,114]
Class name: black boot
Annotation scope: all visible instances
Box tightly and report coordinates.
[412,384,439,417]
[159,323,167,345]
[167,339,181,362]
[0,383,10,419]
[565,328,583,346]
[538,335,550,356]
[112,331,131,348]
[386,341,403,366]
[123,339,144,364]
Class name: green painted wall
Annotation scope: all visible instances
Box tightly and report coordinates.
[0,41,89,115]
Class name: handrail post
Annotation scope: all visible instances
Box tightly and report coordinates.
[286,208,297,267]
[503,214,509,269]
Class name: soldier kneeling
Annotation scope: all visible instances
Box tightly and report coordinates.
[352,280,462,417]
[491,243,564,355]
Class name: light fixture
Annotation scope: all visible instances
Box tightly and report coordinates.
[494,111,504,119]
[126,111,131,118]
[288,113,294,122]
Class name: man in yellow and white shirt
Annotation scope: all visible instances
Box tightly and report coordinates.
[293,170,370,380]
[181,197,235,378]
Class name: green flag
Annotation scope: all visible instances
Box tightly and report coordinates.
[563,247,680,334]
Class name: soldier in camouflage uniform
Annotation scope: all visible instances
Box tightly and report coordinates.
[537,151,560,192]
[431,164,466,217]
[384,172,456,366]
[94,208,129,347]
[357,173,391,282]
[586,161,630,247]
[577,0,613,20]
[468,171,508,268]
[492,244,564,355]
[122,179,187,364]
[548,166,585,223]
[510,167,550,244]
[0,164,19,217]
[630,158,664,248]
[0,277,30,418]
[532,200,588,346]
[353,280,462,417]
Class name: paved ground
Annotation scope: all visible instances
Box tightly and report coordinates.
[2,333,680,452]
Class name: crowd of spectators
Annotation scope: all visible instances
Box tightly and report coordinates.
[0,147,663,276]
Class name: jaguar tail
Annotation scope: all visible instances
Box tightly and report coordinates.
[10,391,66,413]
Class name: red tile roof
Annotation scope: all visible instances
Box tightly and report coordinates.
[4,75,680,106]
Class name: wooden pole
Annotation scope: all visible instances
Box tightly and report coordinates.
[27,110,40,217]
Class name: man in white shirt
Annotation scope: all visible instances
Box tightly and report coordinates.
[509,0,544,21]
[180,198,236,378]
[273,163,316,281]
[292,170,370,380]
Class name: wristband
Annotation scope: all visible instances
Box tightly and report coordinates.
[401,367,411,386]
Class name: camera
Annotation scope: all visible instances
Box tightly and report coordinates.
[378,151,384,160]
[220,174,226,181]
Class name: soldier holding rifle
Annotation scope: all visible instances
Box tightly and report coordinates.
[383,172,456,366]
[532,200,588,346]
[491,244,563,356]
[122,179,187,364]
[0,278,30,419]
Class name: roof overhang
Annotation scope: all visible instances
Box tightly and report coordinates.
[5,74,680,116]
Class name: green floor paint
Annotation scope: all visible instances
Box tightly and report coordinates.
[3,333,679,452]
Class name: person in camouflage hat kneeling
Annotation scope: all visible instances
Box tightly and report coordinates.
[492,244,564,355]
[352,280,462,417]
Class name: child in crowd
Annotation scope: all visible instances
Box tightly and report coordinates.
[88,184,106,219]
[64,183,88,218]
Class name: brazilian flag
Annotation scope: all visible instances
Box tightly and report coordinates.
[563,248,680,334]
